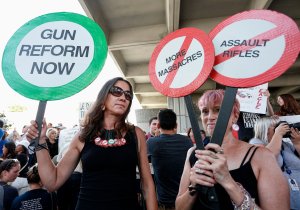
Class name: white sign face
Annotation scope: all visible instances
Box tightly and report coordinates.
[236,83,268,114]
[213,19,284,79]
[16,21,94,87]
[2,12,107,101]
[155,37,205,88]
[149,28,214,97]
[79,102,93,121]
[209,10,300,88]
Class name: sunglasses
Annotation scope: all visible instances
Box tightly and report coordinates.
[109,86,133,101]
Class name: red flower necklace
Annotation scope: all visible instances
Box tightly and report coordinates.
[94,129,127,148]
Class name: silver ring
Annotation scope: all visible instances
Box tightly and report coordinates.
[195,168,204,174]
[216,149,224,154]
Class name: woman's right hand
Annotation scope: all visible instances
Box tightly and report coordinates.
[274,122,290,137]
[26,119,47,142]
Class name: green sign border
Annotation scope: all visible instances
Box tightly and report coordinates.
[2,12,107,100]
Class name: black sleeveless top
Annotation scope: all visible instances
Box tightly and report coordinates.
[189,146,260,210]
[76,129,139,210]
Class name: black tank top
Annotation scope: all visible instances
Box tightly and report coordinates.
[189,146,260,210]
[76,129,139,210]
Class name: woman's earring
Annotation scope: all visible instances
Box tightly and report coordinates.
[232,122,239,139]
[102,106,105,111]
[232,123,239,131]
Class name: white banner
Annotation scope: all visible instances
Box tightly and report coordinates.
[236,83,268,114]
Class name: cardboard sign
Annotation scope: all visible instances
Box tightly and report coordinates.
[209,10,300,87]
[149,27,214,97]
[2,12,107,100]
[236,83,268,114]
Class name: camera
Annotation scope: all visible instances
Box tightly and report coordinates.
[275,121,300,138]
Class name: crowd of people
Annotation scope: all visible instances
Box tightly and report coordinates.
[0,77,299,209]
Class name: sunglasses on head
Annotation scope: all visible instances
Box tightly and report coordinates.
[109,86,133,101]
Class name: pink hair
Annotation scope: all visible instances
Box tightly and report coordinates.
[198,89,240,118]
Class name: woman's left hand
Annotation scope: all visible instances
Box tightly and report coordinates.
[290,127,300,144]
[195,143,233,187]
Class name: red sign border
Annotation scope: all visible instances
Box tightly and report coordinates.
[149,27,215,97]
[209,10,300,88]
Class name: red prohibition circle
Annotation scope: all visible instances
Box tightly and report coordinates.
[149,27,215,97]
[209,10,300,88]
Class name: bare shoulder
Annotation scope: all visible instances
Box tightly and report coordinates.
[250,145,279,176]
[252,146,276,162]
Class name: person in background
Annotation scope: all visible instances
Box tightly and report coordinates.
[26,77,157,210]
[176,89,289,210]
[20,125,29,139]
[276,94,300,116]
[0,159,20,210]
[2,141,16,160]
[0,120,8,157]
[147,109,193,210]
[145,117,158,140]
[237,89,274,142]
[45,128,59,159]
[11,152,30,195]
[7,130,21,145]
[250,116,300,209]
[200,129,210,146]
[10,163,58,210]
[187,128,196,145]
[53,123,66,141]
[56,132,82,210]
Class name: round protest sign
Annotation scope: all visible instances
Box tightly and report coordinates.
[149,27,214,97]
[209,10,300,87]
[2,12,107,100]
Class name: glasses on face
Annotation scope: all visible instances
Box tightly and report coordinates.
[109,86,133,101]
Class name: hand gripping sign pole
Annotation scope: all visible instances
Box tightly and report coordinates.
[149,27,221,209]
[2,12,108,147]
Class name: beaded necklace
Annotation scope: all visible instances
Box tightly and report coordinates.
[94,129,126,148]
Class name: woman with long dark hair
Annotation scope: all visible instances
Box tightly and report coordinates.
[26,77,157,210]
[276,94,300,116]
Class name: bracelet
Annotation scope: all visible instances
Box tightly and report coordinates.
[35,143,48,152]
[188,184,197,196]
[231,182,252,210]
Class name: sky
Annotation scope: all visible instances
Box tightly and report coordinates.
[0,0,141,132]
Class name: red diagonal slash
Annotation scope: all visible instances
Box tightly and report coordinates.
[215,26,286,66]
[162,36,193,87]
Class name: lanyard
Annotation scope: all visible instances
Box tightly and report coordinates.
[280,144,292,175]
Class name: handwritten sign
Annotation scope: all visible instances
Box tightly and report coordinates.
[236,83,268,114]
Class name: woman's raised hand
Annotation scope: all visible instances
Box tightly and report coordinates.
[26,119,47,142]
